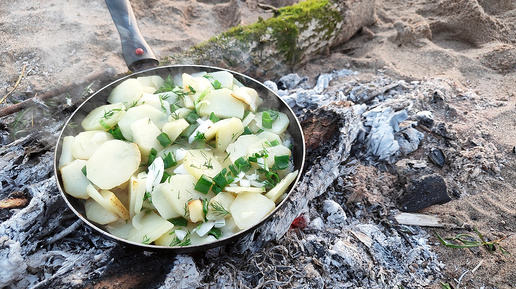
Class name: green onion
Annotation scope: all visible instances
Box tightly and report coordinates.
[185,111,200,124]
[208,227,222,239]
[81,165,87,176]
[271,154,290,171]
[107,126,126,140]
[154,75,175,93]
[157,132,172,147]
[161,171,172,183]
[147,148,158,166]
[209,112,220,123]
[168,217,188,227]
[262,110,279,129]
[188,85,196,94]
[99,119,111,130]
[180,123,199,138]
[202,198,209,221]
[194,175,212,194]
[242,126,253,135]
[269,139,280,146]
[258,168,280,186]
[143,191,152,203]
[234,157,252,173]
[213,168,229,188]
[163,152,177,169]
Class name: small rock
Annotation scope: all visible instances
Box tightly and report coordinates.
[398,174,451,212]
[323,200,347,225]
[428,148,446,168]
[395,159,434,185]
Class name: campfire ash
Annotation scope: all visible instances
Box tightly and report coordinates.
[0,67,504,288]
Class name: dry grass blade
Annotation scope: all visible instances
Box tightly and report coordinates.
[0,64,26,105]
[435,228,510,254]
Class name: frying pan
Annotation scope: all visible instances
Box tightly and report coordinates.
[54,0,305,253]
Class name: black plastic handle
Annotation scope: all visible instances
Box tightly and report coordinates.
[105,0,159,71]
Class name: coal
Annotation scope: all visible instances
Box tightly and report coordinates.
[398,174,451,212]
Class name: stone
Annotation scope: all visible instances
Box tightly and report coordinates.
[398,174,451,212]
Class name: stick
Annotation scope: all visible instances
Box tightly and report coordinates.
[0,65,26,105]
[45,219,83,245]
[0,70,110,118]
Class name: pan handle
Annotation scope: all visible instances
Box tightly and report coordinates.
[105,0,159,71]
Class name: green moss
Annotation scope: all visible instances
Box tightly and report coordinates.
[194,0,343,64]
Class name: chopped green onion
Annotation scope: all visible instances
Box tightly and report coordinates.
[242,126,253,135]
[188,85,197,94]
[107,126,126,140]
[258,168,280,186]
[143,191,152,203]
[168,217,188,227]
[147,148,158,166]
[180,124,199,138]
[209,112,220,123]
[213,168,229,188]
[161,171,172,183]
[155,75,176,93]
[271,154,290,171]
[185,111,200,124]
[202,198,209,221]
[157,132,172,147]
[194,175,212,194]
[81,165,87,176]
[163,152,177,169]
[208,227,222,239]
[262,110,279,129]
[99,119,111,130]
[234,157,252,173]
[269,139,280,146]
[204,74,222,89]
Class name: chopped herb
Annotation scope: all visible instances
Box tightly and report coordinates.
[188,85,197,94]
[248,151,268,163]
[155,75,176,93]
[262,109,279,129]
[183,203,190,218]
[204,74,222,89]
[180,124,199,138]
[212,168,229,188]
[81,165,87,176]
[209,112,220,123]
[194,175,212,194]
[258,168,280,186]
[243,110,250,119]
[143,191,152,203]
[269,139,280,146]
[208,227,222,239]
[271,154,290,171]
[147,148,158,166]
[107,126,126,140]
[194,131,206,141]
[169,232,191,246]
[99,119,111,130]
[142,234,151,245]
[210,201,230,218]
[163,152,177,169]
[168,217,188,227]
[223,153,231,163]
[203,158,213,169]
[103,108,122,120]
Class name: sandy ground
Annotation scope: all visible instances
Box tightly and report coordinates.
[1,0,515,288]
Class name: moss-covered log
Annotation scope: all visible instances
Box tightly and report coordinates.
[161,0,376,79]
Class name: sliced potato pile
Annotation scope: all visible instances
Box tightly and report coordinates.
[59,70,299,247]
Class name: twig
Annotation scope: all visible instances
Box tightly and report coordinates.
[471,260,483,273]
[0,70,110,118]
[455,269,469,289]
[45,219,83,245]
[0,64,26,105]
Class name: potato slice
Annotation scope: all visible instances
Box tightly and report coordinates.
[215,117,244,151]
[257,131,282,144]
[152,183,182,220]
[60,159,90,199]
[71,131,113,160]
[136,93,171,114]
[84,198,118,225]
[209,71,233,89]
[86,140,141,190]
[58,136,75,168]
[161,174,214,217]
[137,75,165,90]
[106,219,134,239]
[197,88,245,119]
[182,149,223,179]
[118,104,168,141]
[231,87,263,112]
[225,186,265,194]
[265,170,299,203]
[81,103,126,131]
[129,172,147,217]
[131,117,163,162]
[229,191,275,230]
[107,78,144,104]
[225,135,261,163]
[206,191,235,221]
[101,189,130,220]
[162,118,189,143]
[253,111,290,135]
[127,210,174,244]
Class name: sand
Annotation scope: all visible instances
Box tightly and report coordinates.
[1,0,515,288]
